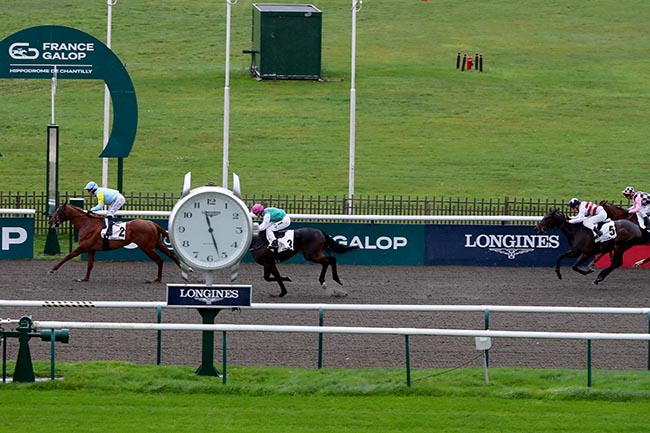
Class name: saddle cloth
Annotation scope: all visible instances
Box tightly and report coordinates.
[276,230,295,252]
[101,221,127,241]
[594,220,616,243]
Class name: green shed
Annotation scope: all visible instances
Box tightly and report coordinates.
[250,4,322,80]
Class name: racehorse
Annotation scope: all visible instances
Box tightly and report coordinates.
[599,200,650,268]
[250,228,358,297]
[48,203,181,282]
[534,209,644,284]
[599,200,637,224]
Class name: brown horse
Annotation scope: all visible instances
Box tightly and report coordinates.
[49,203,181,282]
[251,228,357,297]
[599,200,638,224]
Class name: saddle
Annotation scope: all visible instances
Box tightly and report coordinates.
[262,229,294,253]
[593,220,616,243]
[101,220,126,241]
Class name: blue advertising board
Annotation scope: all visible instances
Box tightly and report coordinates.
[425,224,564,267]
[83,219,568,268]
[0,217,34,259]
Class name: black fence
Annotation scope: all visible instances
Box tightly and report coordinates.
[0,191,627,236]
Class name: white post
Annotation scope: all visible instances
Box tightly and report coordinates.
[223,0,237,189]
[102,0,117,188]
[50,66,57,124]
[348,1,362,214]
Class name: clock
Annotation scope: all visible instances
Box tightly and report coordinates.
[168,185,253,271]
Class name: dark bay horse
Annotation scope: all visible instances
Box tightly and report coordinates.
[535,209,644,284]
[49,203,181,282]
[251,228,358,297]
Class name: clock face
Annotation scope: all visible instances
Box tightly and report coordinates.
[168,186,253,270]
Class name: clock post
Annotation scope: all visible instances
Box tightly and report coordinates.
[166,173,256,380]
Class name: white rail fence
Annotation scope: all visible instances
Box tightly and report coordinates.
[0,210,36,215]
[2,208,543,222]
[2,300,650,386]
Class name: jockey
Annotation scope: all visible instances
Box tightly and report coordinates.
[84,181,125,239]
[623,186,650,230]
[251,203,291,252]
[567,198,607,237]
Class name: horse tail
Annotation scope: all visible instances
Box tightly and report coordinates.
[323,232,358,255]
[154,223,170,241]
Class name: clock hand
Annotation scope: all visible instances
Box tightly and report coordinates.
[205,213,220,254]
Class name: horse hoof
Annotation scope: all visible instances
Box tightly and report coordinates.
[74,278,88,283]
[593,279,600,285]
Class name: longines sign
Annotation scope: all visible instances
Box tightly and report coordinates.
[425,225,562,266]
[167,284,252,308]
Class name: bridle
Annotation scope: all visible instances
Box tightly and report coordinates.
[51,203,87,228]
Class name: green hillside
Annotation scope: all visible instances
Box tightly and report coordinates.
[1,0,649,201]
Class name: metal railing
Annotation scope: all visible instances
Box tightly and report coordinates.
[2,300,649,387]
[0,191,629,235]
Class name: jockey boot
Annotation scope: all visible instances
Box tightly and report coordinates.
[269,239,279,253]
[105,216,113,240]
[644,216,650,231]
[593,227,602,237]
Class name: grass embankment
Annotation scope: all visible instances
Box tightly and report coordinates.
[2,1,650,199]
[1,361,650,432]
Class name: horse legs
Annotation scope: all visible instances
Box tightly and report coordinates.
[156,241,181,269]
[633,257,650,268]
[316,256,343,286]
[315,256,347,297]
[49,246,90,281]
[317,261,330,287]
[571,254,595,276]
[139,247,165,283]
[594,250,624,285]
[81,250,96,282]
[263,263,290,297]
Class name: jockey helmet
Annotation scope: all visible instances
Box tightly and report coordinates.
[568,198,580,208]
[251,203,265,216]
[84,181,98,192]
[623,186,636,198]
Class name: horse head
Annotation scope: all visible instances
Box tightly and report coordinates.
[49,203,70,228]
[535,208,565,233]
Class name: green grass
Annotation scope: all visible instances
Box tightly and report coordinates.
[2,361,650,432]
[2,1,650,200]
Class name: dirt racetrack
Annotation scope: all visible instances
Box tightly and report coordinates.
[1,258,650,372]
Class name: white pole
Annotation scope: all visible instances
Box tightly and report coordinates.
[102,0,116,188]
[50,65,57,124]
[348,0,361,214]
[223,0,236,189]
